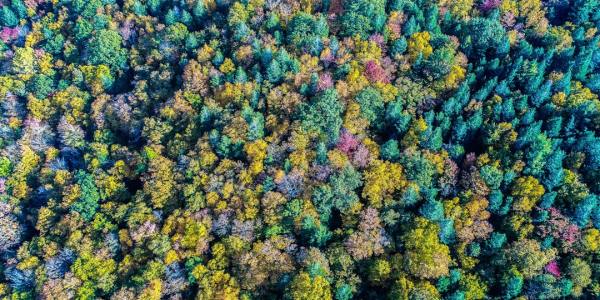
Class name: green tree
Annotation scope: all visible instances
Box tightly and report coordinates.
[299,88,345,144]
[355,87,384,126]
[0,6,18,27]
[86,29,127,70]
[368,259,391,286]
[287,12,329,53]
[339,0,386,38]
[71,171,100,222]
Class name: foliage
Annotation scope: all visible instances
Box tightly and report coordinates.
[0,0,599,298]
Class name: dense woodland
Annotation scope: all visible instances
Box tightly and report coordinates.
[0,0,600,299]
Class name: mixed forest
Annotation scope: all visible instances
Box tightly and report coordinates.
[0,0,600,298]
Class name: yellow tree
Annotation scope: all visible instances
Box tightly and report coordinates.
[286,272,332,300]
[362,160,406,208]
[511,176,544,212]
[143,153,176,209]
[403,218,451,279]
[407,32,433,62]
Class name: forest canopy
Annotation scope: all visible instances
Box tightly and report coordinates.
[0,0,600,299]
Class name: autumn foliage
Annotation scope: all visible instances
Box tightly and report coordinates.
[0,0,600,299]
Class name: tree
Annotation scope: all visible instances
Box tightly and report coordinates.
[86,29,127,70]
[362,160,406,208]
[329,165,363,212]
[45,249,77,279]
[339,0,386,38]
[71,171,100,222]
[299,88,345,144]
[367,259,391,286]
[355,87,385,126]
[503,239,556,279]
[193,267,240,300]
[407,31,433,62]
[501,268,523,298]
[459,273,487,300]
[0,6,18,27]
[0,203,22,253]
[566,258,592,296]
[345,207,390,260]
[58,117,86,148]
[267,59,283,83]
[73,18,93,42]
[439,0,474,20]
[71,251,117,296]
[81,64,114,94]
[511,176,545,212]
[11,47,35,75]
[574,195,597,227]
[286,272,332,300]
[236,238,295,291]
[460,17,505,58]
[4,266,34,291]
[29,74,55,99]
[409,281,441,299]
[143,154,176,209]
[403,218,451,279]
[380,139,400,161]
[287,12,329,54]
